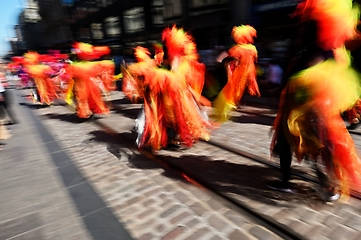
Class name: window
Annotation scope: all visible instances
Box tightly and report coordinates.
[151,0,164,25]
[91,23,104,39]
[123,7,145,33]
[104,16,121,37]
[163,0,182,18]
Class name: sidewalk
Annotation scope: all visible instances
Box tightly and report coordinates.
[0,90,132,240]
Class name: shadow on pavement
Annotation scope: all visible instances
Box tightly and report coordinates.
[158,153,327,207]
[230,114,274,126]
[19,102,52,109]
[87,130,189,182]
[86,130,326,207]
[111,107,140,119]
[41,113,90,124]
[110,98,134,105]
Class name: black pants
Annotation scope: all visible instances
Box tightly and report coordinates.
[275,116,334,190]
[274,127,293,183]
[0,90,18,123]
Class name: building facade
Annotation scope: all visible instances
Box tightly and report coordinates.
[10,0,302,62]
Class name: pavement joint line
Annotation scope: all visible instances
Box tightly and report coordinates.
[6,225,48,240]
[80,206,108,218]
[65,179,88,189]
[0,212,42,226]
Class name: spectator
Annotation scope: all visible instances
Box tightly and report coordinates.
[265,59,283,88]
[0,72,18,124]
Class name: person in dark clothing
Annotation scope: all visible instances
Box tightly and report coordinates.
[0,79,18,125]
[268,22,333,188]
[266,8,361,201]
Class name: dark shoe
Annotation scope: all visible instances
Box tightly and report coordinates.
[326,193,340,202]
[166,143,181,150]
[347,123,360,130]
[266,180,293,193]
[5,120,18,125]
[321,188,340,202]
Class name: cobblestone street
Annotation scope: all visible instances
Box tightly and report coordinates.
[2,89,361,239]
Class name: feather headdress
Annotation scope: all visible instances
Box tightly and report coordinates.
[72,42,111,60]
[24,51,40,65]
[134,46,152,62]
[231,25,257,45]
[294,0,360,50]
[162,25,198,61]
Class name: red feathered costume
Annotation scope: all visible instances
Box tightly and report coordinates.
[212,25,260,123]
[123,26,217,150]
[271,0,361,198]
[65,43,116,118]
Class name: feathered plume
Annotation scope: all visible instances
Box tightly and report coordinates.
[294,0,360,50]
[162,25,198,61]
[24,51,40,65]
[72,42,111,60]
[134,46,152,62]
[231,25,257,45]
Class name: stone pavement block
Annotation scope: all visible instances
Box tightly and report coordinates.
[207,214,228,231]
[228,229,255,240]
[189,202,211,217]
[183,227,214,240]
[249,225,281,240]
[344,214,361,231]
[322,214,343,228]
[223,209,249,226]
[160,205,182,218]
[305,224,329,239]
[327,224,359,240]
[288,219,309,235]
[170,211,192,225]
[138,232,154,240]
[184,218,201,228]
[161,226,185,240]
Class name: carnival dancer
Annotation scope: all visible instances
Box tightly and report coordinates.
[42,51,71,101]
[345,99,361,128]
[212,25,260,123]
[343,33,361,129]
[123,26,216,150]
[22,52,59,105]
[65,42,117,118]
[268,0,361,202]
[8,57,32,89]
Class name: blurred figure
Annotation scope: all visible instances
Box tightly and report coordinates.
[268,0,361,202]
[0,71,18,125]
[345,99,361,128]
[264,59,283,91]
[65,43,117,118]
[23,52,59,105]
[0,118,11,150]
[212,25,260,122]
[123,26,216,150]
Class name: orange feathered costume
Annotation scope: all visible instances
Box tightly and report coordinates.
[123,26,216,150]
[23,52,58,105]
[212,25,260,122]
[66,42,116,118]
[272,0,361,196]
